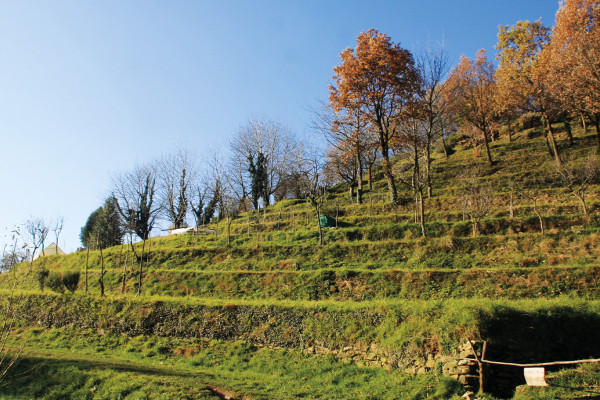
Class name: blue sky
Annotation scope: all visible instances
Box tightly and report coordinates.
[0,1,559,252]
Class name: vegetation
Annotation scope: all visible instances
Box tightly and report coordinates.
[3,1,600,398]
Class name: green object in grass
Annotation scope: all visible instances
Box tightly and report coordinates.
[319,215,335,228]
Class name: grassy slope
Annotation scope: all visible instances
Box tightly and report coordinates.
[2,123,600,399]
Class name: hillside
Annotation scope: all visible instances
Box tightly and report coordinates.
[2,122,600,399]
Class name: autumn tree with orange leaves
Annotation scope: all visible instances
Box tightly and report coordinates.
[550,0,600,148]
[329,29,421,205]
[445,50,496,165]
[495,19,563,165]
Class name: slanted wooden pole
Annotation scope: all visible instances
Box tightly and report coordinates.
[468,339,487,394]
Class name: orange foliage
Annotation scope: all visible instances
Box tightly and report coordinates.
[444,50,496,165]
[329,29,421,204]
[550,0,600,146]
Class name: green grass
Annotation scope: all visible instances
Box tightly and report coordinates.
[2,123,600,399]
[2,328,464,400]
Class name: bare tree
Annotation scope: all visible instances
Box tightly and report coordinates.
[1,229,28,273]
[25,218,48,271]
[52,216,64,254]
[323,146,359,200]
[416,40,451,197]
[312,101,371,204]
[556,152,599,218]
[298,146,328,246]
[160,149,194,230]
[0,228,26,382]
[230,118,301,209]
[112,163,161,296]
[395,112,429,238]
[458,163,494,236]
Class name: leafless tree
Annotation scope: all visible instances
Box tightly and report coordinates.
[159,148,194,230]
[556,152,600,218]
[298,146,328,246]
[52,216,64,254]
[112,162,161,296]
[0,228,26,382]
[416,40,451,197]
[1,229,28,273]
[323,146,359,200]
[458,163,494,236]
[311,101,371,204]
[25,218,48,271]
[230,118,302,208]
[395,113,429,238]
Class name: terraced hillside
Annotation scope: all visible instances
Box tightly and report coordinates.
[2,124,600,399]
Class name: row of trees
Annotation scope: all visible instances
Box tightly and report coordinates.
[1,217,64,273]
[321,0,600,237]
[74,0,600,260]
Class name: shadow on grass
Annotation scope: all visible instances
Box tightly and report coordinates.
[0,353,223,399]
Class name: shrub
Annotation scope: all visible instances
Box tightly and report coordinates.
[46,272,64,293]
[35,268,49,291]
[62,271,81,293]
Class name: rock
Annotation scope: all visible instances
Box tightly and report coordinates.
[425,355,436,369]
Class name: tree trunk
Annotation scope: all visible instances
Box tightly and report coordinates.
[414,194,419,224]
[380,142,398,205]
[227,216,231,244]
[426,143,433,198]
[544,114,562,165]
[507,120,513,143]
[533,197,545,235]
[316,203,323,246]
[85,246,90,293]
[137,239,146,296]
[419,190,427,239]
[593,115,600,150]
[99,245,105,297]
[575,191,589,217]
[509,190,514,219]
[367,163,373,190]
[544,130,553,156]
[121,243,129,294]
[356,153,363,204]
[472,218,478,237]
[581,114,587,131]
[482,127,493,165]
[563,119,574,147]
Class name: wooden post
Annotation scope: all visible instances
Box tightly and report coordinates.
[277,207,282,230]
[85,246,90,293]
[292,211,296,233]
[468,339,487,394]
[335,201,339,229]
[121,243,129,295]
[480,341,488,394]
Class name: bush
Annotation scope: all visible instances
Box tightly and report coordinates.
[62,271,80,293]
[35,268,49,291]
[46,272,64,293]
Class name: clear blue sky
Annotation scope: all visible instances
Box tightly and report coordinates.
[0,1,559,253]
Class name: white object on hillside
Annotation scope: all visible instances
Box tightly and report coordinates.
[524,367,548,386]
[168,227,196,235]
